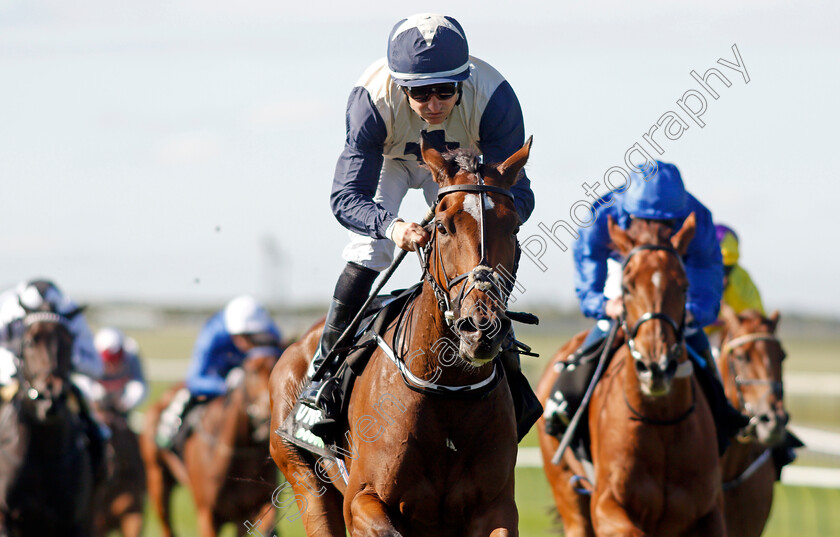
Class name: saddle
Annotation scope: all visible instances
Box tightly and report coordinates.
[275,284,422,461]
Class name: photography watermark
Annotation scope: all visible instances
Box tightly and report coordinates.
[521,43,749,271]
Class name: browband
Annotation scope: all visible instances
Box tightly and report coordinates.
[436,184,514,201]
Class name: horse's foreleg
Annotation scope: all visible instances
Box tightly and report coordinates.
[591,494,644,537]
[347,492,402,537]
[466,479,518,537]
[196,506,217,537]
[685,505,726,537]
[119,511,144,537]
[145,456,175,537]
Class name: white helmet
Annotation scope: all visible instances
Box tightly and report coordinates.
[94,327,124,355]
[223,295,274,335]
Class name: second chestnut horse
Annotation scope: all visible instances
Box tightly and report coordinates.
[538,215,725,537]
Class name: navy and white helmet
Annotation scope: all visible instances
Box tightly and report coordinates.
[17,279,74,315]
[387,13,471,87]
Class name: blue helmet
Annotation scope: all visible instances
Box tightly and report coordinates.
[622,161,688,220]
[387,13,471,87]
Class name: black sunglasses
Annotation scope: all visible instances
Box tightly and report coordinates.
[404,83,459,103]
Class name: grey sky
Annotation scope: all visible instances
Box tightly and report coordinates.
[1,1,838,316]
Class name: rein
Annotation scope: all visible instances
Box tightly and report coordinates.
[18,311,72,404]
[620,244,690,382]
[382,178,514,398]
[619,243,695,424]
[721,331,784,437]
[417,179,514,327]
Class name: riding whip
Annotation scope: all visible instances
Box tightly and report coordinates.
[551,320,620,465]
[311,206,436,382]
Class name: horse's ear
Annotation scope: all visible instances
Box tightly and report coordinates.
[767,309,781,333]
[420,131,448,185]
[671,212,696,255]
[720,302,740,332]
[607,215,634,256]
[497,136,532,188]
[65,305,86,320]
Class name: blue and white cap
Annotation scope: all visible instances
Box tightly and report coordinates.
[387,13,471,87]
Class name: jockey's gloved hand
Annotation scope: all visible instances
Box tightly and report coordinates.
[225,367,245,391]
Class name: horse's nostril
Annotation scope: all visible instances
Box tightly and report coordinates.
[456,318,478,334]
[758,414,772,424]
[635,360,648,374]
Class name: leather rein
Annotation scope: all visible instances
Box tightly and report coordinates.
[619,244,695,425]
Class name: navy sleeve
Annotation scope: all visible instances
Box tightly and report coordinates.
[478,81,535,223]
[573,203,615,319]
[683,201,724,327]
[330,86,392,239]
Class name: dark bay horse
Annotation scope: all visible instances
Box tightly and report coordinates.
[537,215,725,537]
[269,136,532,536]
[140,348,280,537]
[717,306,788,537]
[92,399,145,537]
[0,309,96,536]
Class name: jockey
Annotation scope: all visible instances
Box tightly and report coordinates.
[155,295,282,450]
[717,223,765,314]
[93,327,147,414]
[541,162,748,454]
[299,13,540,439]
[0,279,107,473]
[705,224,765,346]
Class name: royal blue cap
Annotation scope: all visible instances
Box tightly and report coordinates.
[622,161,689,220]
[387,13,471,87]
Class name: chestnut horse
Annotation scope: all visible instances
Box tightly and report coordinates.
[140,348,280,537]
[717,306,788,537]
[269,136,531,536]
[92,400,145,537]
[537,215,725,537]
[0,309,96,536]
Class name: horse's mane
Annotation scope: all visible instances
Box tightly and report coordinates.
[442,148,481,175]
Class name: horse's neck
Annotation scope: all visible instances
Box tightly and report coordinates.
[21,404,79,457]
[398,284,493,386]
[721,436,767,481]
[213,388,251,447]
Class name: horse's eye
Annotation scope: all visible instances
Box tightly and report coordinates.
[436,222,448,235]
[735,352,749,362]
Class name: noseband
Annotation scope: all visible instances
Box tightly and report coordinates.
[620,244,692,380]
[19,311,72,404]
[721,332,784,425]
[416,179,515,328]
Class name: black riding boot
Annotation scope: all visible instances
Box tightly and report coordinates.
[499,342,542,442]
[542,326,612,437]
[300,262,378,420]
[689,348,750,455]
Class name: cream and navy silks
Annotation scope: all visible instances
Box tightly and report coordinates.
[330,56,535,243]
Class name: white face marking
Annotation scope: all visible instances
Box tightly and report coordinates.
[651,271,662,290]
[462,193,494,223]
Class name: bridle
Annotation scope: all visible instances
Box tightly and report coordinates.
[620,244,692,382]
[721,332,784,437]
[416,176,515,329]
[18,311,73,405]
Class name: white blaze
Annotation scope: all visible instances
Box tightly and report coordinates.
[462,193,494,223]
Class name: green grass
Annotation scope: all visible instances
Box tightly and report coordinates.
[131,469,840,536]
[124,328,840,535]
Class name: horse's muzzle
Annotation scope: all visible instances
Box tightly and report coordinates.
[455,312,511,365]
